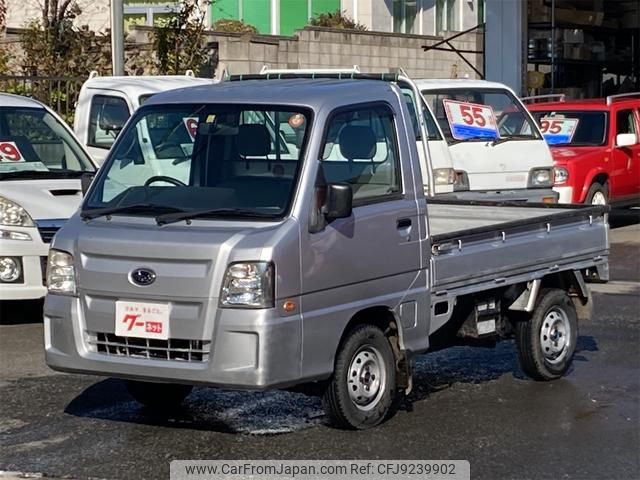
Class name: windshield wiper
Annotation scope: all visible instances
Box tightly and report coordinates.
[81,203,185,221]
[449,136,494,145]
[156,208,278,226]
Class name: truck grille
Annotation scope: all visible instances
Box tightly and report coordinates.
[36,219,65,244]
[86,332,211,362]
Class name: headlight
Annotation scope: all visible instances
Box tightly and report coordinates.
[0,229,32,241]
[47,249,76,295]
[453,170,470,191]
[0,257,22,283]
[433,168,455,186]
[220,262,274,308]
[528,168,554,188]
[0,195,34,227]
[554,167,569,185]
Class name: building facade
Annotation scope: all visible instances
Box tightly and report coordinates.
[6,0,485,37]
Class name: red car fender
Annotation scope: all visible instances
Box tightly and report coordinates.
[578,166,608,203]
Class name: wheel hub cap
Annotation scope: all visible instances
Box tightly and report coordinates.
[347,346,386,411]
[540,307,571,364]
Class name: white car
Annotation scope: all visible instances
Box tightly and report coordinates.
[417,79,558,202]
[0,93,96,300]
[73,72,217,164]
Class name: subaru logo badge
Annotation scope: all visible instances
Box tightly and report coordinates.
[130,268,156,286]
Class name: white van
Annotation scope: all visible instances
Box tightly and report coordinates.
[417,79,558,203]
[0,93,96,300]
[73,72,217,164]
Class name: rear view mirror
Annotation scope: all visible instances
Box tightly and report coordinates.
[616,133,637,148]
[81,172,95,196]
[323,183,353,221]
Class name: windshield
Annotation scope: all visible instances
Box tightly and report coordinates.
[84,104,310,220]
[0,107,95,179]
[530,111,607,146]
[421,88,540,144]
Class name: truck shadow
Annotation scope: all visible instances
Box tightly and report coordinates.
[609,208,640,229]
[64,335,598,434]
[0,299,44,325]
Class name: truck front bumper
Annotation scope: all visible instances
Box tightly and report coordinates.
[446,188,559,203]
[44,294,304,389]
[0,229,48,301]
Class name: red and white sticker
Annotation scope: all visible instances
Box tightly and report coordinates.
[115,301,170,340]
[443,100,499,140]
[0,141,25,162]
[539,117,579,145]
[183,117,199,141]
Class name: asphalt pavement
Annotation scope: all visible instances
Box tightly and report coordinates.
[1,210,638,480]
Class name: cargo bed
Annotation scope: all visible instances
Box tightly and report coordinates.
[426,200,609,294]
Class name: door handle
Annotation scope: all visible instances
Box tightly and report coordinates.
[397,218,412,229]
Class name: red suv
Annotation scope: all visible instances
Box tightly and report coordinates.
[526,94,640,206]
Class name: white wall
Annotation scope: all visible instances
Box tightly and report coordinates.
[6,0,111,32]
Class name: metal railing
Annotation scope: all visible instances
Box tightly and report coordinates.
[0,75,85,123]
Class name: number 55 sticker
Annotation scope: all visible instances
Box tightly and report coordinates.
[539,117,579,145]
[443,100,499,140]
[0,141,25,162]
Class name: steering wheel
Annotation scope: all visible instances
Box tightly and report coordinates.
[144,175,187,187]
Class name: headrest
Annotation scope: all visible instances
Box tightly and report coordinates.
[237,124,271,157]
[339,125,377,160]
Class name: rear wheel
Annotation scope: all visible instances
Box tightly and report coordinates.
[323,325,396,429]
[585,182,608,205]
[125,380,193,410]
[515,288,578,380]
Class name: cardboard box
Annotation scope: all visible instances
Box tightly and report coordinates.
[528,0,551,22]
[563,29,584,44]
[620,10,638,29]
[554,8,604,26]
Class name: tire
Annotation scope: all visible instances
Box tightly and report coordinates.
[322,325,396,429]
[515,288,578,381]
[585,182,608,205]
[125,380,193,410]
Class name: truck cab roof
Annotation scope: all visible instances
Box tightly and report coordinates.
[415,79,515,92]
[144,78,397,110]
[80,74,216,100]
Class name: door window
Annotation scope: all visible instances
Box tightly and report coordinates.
[320,105,401,203]
[616,109,637,136]
[88,95,130,149]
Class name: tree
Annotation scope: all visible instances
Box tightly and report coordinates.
[154,0,213,75]
[309,10,367,31]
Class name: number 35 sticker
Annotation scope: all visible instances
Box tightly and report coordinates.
[443,100,499,140]
[0,141,25,162]
[539,117,579,145]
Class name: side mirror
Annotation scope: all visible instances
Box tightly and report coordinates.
[323,183,353,221]
[81,172,96,196]
[616,133,637,148]
[99,114,126,136]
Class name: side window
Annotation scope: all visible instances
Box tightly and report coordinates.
[88,95,130,149]
[616,109,637,135]
[320,105,401,202]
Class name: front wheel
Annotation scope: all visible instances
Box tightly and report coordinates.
[125,380,193,410]
[515,288,578,381]
[322,325,396,429]
[585,182,608,205]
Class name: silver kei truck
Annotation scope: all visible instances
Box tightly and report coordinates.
[44,74,609,430]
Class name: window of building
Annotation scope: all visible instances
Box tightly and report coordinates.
[436,0,457,33]
[393,0,418,34]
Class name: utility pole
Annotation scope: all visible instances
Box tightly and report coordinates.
[111,0,125,75]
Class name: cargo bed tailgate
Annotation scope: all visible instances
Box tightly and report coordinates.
[427,201,609,292]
